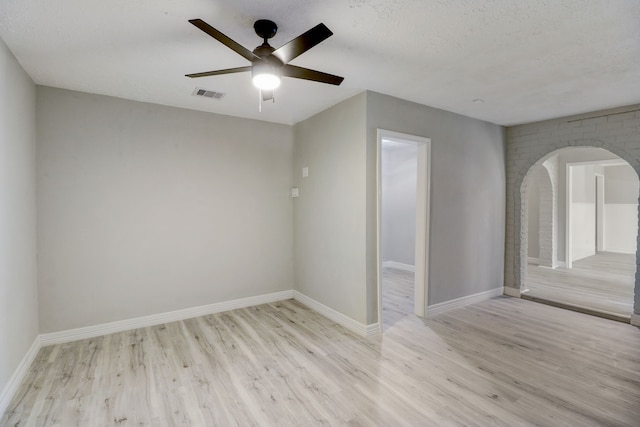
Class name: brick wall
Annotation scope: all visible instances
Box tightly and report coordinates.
[506,104,640,315]
[538,160,556,267]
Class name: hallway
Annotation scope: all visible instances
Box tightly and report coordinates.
[381,267,415,330]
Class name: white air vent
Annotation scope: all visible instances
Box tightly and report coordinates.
[192,87,225,100]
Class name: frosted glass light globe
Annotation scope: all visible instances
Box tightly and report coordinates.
[252,73,281,90]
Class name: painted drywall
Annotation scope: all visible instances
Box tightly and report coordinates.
[0,38,38,399]
[366,91,506,316]
[381,142,418,266]
[571,164,603,203]
[570,164,598,261]
[604,204,638,254]
[603,164,639,253]
[293,93,368,324]
[605,164,639,203]
[37,87,294,333]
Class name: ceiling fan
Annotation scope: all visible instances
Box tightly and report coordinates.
[186,18,344,102]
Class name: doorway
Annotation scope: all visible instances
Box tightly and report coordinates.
[565,158,630,268]
[523,148,638,322]
[376,129,431,331]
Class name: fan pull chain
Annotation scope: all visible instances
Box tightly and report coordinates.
[259,89,262,112]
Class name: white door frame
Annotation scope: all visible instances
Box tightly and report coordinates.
[565,164,574,269]
[595,173,605,252]
[376,129,431,329]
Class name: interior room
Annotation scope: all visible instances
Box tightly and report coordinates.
[1,1,639,425]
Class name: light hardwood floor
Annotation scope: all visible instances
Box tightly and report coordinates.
[381,267,415,330]
[3,292,640,425]
[525,252,636,321]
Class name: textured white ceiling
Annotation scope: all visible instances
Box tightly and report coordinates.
[1,0,638,125]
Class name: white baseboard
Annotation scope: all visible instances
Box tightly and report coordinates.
[40,290,294,346]
[0,335,41,417]
[2,291,294,418]
[529,258,559,269]
[293,291,379,338]
[631,314,640,327]
[6,289,383,418]
[503,286,523,298]
[427,287,504,317]
[382,261,415,272]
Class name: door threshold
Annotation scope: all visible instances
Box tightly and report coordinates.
[521,294,631,324]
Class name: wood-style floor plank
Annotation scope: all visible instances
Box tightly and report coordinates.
[525,252,635,318]
[3,277,640,426]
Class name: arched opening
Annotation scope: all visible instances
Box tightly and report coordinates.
[518,146,639,322]
[525,161,557,268]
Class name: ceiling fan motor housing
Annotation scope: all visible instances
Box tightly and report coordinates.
[253,19,278,41]
[251,44,284,83]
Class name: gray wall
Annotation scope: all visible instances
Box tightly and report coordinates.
[603,164,639,254]
[366,92,506,318]
[0,39,38,400]
[293,93,368,324]
[605,164,639,203]
[37,87,294,333]
[381,143,417,265]
[293,91,506,326]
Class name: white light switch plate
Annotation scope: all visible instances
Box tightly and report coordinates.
[302,167,309,178]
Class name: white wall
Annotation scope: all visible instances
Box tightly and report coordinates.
[0,38,38,402]
[381,143,417,266]
[37,87,294,333]
[293,93,368,324]
[603,164,638,253]
[366,92,506,315]
[570,164,598,261]
[604,204,638,253]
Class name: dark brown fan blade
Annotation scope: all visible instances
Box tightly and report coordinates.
[272,23,333,64]
[262,90,274,101]
[282,64,344,85]
[186,66,251,78]
[189,19,259,62]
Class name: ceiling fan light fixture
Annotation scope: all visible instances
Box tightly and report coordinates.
[186,18,343,100]
[252,62,281,90]
[252,73,281,90]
